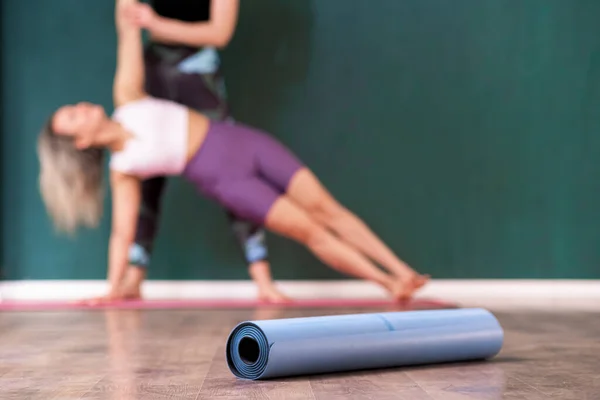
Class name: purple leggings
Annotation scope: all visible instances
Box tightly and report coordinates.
[183,120,304,225]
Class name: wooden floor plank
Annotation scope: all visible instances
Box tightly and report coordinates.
[0,307,598,399]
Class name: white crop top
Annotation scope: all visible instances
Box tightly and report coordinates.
[110,97,189,179]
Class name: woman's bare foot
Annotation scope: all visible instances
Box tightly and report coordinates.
[398,274,430,300]
[387,280,411,302]
[385,273,430,302]
[413,274,430,290]
[379,276,408,302]
[258,286,293,304]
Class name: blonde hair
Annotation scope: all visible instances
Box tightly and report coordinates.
[37,116,105,235]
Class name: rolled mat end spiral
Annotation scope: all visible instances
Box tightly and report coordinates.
[226,322,270,380]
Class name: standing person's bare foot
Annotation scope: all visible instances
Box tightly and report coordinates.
[249,261,292,303]
[119,266,146,300]
[120,284,142,300]
[258,286,293,303]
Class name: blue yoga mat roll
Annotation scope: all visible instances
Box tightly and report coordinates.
[226,308,503,380]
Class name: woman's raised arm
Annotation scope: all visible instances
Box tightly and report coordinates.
[113,0,147,108]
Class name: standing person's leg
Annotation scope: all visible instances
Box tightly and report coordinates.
[177,61,284,302]
[226,211,289,302]
[122,176,168,298]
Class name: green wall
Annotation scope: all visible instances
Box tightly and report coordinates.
[2,0,600,281]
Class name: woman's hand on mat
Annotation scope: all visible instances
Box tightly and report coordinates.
[122,3,158,30]
[78,289,126,306]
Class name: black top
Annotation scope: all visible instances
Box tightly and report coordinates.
[149,0,210,23]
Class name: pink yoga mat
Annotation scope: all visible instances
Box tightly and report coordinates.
[0,298,457,311]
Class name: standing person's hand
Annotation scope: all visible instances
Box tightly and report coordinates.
[116,1,138,32]
[123,3,159,30]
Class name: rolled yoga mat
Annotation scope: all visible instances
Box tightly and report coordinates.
[226,308,503,380]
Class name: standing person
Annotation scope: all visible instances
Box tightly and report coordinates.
[120,0,287,302]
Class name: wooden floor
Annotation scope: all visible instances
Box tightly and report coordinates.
[0,306,598,399]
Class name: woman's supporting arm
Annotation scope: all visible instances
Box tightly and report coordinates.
[106,171,141,295]
[139,0,239,48]
[113,0,147,107]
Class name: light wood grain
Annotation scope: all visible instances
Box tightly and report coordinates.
[0,307,598,399]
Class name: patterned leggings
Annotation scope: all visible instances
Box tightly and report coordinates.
[128,43,269,268]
